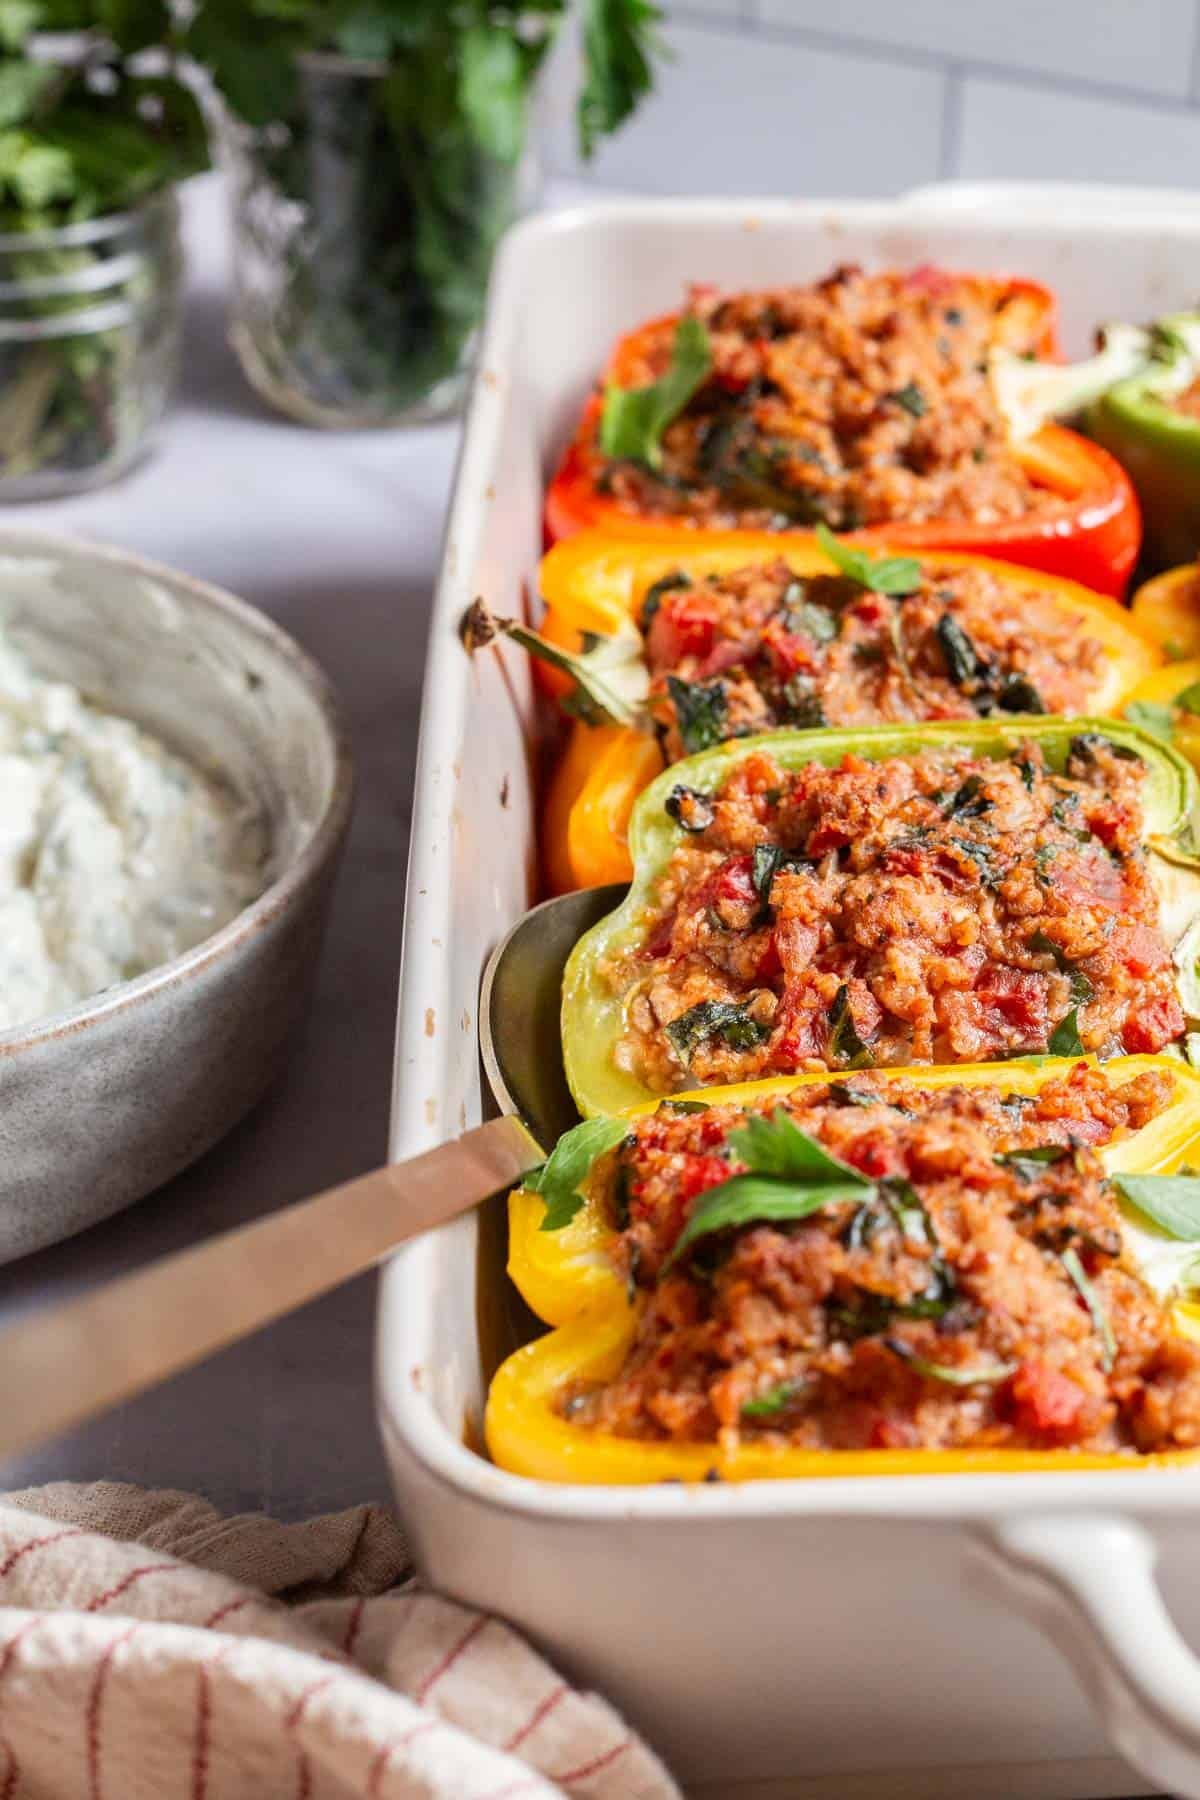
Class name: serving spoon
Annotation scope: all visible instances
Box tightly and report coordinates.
[0,884,625,1463]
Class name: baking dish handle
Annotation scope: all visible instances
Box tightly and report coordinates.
[978,1513,1200,1798]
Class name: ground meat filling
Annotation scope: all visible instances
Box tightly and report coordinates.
[593,266,1062,531]
[643,558,1103,757]
[562,1067,1200,1455]
[608,737,1184,1089]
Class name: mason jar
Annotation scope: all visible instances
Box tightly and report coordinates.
[218,53,539,429]
[0,191,182,500]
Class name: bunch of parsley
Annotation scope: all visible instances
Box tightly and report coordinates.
[183,0,662,418]
[0,3,205,229]
[0,3,206,488]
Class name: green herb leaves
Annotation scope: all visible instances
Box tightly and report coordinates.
[1111,1170,1200,1240]
[663,1111,873,1270]
[815,523,921,597]
[599,314,712,468]
[665,999,769,1064]
[936,614,982,687]
[666,674,728,752]
[1047,1007,1086,1056]
[578,0,664,159]
[1061,1246,1116,1370]
[827,983,874,1068]
[885,1340,1015,1386]
[1125,700,1177,743]
[529,1116,630,1232]
[726,1108,866,1183]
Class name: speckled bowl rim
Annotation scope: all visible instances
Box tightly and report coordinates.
[0,528,355,1058]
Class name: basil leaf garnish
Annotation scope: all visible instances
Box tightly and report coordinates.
[936,613,982,687]
[1124,700,1176,743]
[1111,1170,1200,1240]
[1061,1246,1116,1370]
[663,1109,873,1269]
[886,1340,1015,1386]
[664,1171,872,1270]
[997,1145,1072,1183]
[599,315,712,469]
[1048,1007,1085,1056]
[528,1116,630,1232]
[888,381,927,418]
[728,1108,873,1185]
[665,999,769,1064]
[751,843,781,903]
[828,983,874,1068]
[741,1379,804,1419]
[814,523,921,597]
[1176,678,1200,716]
[666,674,729,753]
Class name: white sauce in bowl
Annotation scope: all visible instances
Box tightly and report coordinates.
[0,631,270,1032]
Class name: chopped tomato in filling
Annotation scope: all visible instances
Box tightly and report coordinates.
[643,557,1104,759]
[562,1067,1200,1455]
[607,736,1183,1089]
[593,267,1061,531]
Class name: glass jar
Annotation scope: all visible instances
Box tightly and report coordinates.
[219,53,539,429]
[0,192,182,501]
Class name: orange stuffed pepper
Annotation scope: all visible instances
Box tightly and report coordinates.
[545,266,1140,598]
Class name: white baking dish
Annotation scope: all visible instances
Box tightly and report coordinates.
[381,199,1200,1799]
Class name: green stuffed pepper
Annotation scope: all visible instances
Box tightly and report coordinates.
[1084,314,1200,572]
[992,311,1200,574]
[562,718,1200,1118]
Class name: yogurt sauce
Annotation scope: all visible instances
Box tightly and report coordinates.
[0,630,270,1032]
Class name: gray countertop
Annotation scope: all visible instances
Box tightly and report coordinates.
[0,174,457,1520]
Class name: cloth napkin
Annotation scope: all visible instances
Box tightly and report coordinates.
[0,1482,679,1799]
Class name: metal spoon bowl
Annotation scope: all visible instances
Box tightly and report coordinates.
[480,883,625,1149]
[0,884,627,1460]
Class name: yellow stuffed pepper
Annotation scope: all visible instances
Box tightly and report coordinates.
[1123,560,1200,778]
[488,1058,1200,1484]
[528,529,1162,892]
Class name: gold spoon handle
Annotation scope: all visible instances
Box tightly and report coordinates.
[0,1116,540,1462]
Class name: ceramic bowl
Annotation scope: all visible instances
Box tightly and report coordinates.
[0,530,353,1261]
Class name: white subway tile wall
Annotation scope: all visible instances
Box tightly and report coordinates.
[544,1,1200,196]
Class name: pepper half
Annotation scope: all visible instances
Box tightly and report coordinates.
[536,532,1163,891]
[545,295,1141,597]
[1130,561,1200,662]
[561,717,1200,1118]
[487,1057,1200,1483]
[1084,316,1200,573]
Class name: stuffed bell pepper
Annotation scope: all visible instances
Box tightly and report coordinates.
[1114,561,1200,778]
[511,529,1161,891]
[545,265,1141,596]
[487,1057,1200,1482]
[561,718,1200,1118]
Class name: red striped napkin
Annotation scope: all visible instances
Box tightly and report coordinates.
[0,1482,678,1799]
